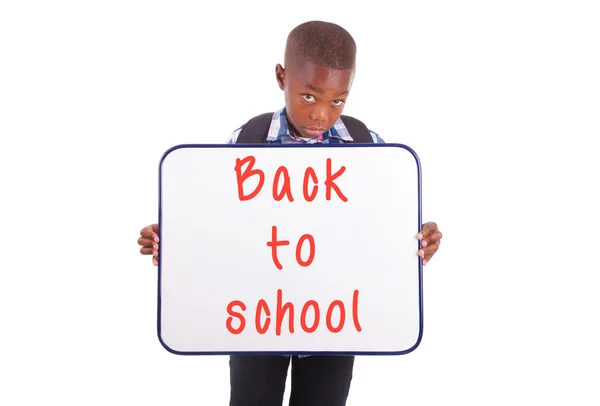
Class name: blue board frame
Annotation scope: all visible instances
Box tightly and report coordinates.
[157,142,423,356]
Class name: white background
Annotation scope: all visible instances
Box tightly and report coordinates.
[1,1,599,405]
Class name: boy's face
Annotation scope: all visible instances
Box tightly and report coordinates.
[276,61,355,139]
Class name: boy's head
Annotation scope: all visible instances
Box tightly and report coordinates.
[276,21,357,138]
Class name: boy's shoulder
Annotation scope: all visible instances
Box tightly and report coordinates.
[225,110,384,144]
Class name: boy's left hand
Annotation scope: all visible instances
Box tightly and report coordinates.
[417,222,442,266]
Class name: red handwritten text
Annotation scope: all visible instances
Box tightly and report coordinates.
[234,156,348,202]
[266,226,315,270]
[225,289,363,336]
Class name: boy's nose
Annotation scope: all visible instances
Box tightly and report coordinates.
[309,106,329,124]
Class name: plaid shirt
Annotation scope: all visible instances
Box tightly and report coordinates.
[226,107,385,144]
[226,107,384,357]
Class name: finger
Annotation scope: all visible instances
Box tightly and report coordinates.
[140,230,158,243]
[421,231,443,248]
[153,257,158,266]
[419,241,440,265]
[140,244,159,255]
[418,241,439,259]
[140,246,156,256]
[417,222,438,240]
[137,237,157,247]
[140,224,160,242]
[140,231,159,243]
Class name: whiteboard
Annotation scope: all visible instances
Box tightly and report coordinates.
[157,143,423,356]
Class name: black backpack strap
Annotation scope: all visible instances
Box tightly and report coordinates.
[235,112,274,144]
[339,115,374,143]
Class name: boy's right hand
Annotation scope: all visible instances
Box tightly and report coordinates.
[138,223,159,266]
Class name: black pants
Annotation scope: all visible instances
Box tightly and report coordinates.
[229,355,355,406]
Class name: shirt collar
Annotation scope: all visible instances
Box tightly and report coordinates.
[266,107,354,143]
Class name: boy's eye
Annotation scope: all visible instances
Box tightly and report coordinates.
[332,100,345,107]
[302,94,315,102]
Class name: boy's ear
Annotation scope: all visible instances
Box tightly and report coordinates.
[275,64,285,90]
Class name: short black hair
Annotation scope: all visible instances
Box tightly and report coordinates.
[285,20,356,70]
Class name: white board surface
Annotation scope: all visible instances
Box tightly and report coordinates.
[157,143,422,355]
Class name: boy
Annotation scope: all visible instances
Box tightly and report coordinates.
[138,20,442,406]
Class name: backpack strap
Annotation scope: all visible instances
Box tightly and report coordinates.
[339,115,374,143]
[234,112,374,144]
[235,112,274,144]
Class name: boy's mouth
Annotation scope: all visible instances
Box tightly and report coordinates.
[303,127,326,137]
